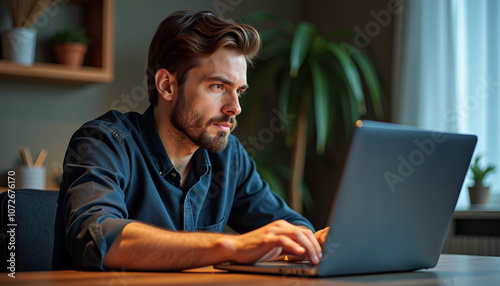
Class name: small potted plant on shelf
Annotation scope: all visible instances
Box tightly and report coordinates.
[52,27,90,68]
[469,155,496,205]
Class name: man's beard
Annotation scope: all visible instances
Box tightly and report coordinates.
[170,90,237,153]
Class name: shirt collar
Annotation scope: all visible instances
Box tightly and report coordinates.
[140,105,174,177]
[140,105,211,177]
[193,148,212,177]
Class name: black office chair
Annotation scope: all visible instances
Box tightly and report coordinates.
[0,189,59,272]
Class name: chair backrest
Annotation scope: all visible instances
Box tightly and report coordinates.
[1,189,58,272]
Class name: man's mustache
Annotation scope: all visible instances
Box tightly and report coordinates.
[208,115,237,132]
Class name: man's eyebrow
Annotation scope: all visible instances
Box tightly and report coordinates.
[205,75,249,90]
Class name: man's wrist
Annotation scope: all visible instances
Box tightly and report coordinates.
[213,234,238,263]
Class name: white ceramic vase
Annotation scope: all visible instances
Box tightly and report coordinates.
[16,166,46,190]
[1,27,37,66]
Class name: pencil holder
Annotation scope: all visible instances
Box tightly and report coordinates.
[16,166,46,190]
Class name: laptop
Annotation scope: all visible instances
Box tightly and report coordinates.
[215,120,477,277]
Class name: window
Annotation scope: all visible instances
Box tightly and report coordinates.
[392,0,500,208]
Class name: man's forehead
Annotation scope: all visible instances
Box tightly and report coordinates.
[202,50,246,70]
[190,51,247,85]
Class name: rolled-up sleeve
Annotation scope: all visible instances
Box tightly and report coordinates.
[59,122,134,270]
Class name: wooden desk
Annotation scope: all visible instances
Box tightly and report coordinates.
[2,254,499,286]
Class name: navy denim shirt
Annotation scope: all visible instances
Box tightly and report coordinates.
[52,106,314,270]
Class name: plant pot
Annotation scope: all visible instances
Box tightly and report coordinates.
[1,27,37,66]
[468,186,490,205]
[54,42,88,67]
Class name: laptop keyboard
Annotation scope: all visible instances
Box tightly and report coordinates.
[257,260,316,268]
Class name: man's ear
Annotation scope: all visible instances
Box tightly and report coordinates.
[155,68,176,102]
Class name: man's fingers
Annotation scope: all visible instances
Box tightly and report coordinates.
[304,229,322,256]
[271,235,306,256]
[292,229,321,264]
[268,222,322,265]
[314,227,330,246]
[233,221,327,265]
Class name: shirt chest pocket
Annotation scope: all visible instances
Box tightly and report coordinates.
[197,216,225,232]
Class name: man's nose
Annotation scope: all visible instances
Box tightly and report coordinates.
[221,91,241,116]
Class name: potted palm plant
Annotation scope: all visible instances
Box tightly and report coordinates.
[469,155,495,205]
[52,27,90,67]
[239,12,384,212]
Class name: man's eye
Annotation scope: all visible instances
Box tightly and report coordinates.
[212,84,224,91]
[236,89,246,97]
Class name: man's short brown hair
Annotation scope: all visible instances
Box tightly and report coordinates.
[147,10,261,106]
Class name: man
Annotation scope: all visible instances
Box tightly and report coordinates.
[53,10,328,271]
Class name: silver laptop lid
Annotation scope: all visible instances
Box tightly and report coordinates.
[318,120,477,276]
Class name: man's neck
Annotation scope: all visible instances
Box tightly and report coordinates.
[153,106,198,188]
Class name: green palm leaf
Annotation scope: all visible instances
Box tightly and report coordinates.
[290,22,315,78]
[239,12,385,209]
[309,59,330,153]
[326,43,366,115]
[350,47,384,118]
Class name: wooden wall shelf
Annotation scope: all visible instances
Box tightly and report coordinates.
[0,60,112,84]
[0,0,114,84]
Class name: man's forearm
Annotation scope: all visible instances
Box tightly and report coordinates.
[103,219,324,271]
[103,221,234,271]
